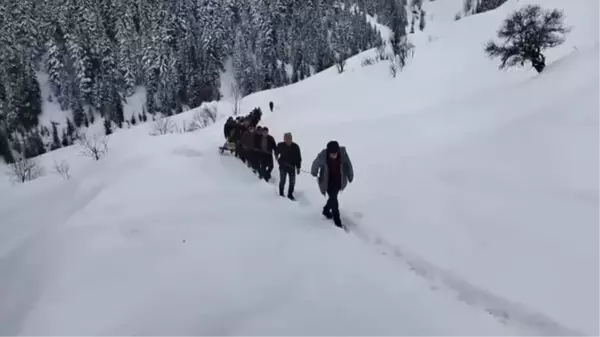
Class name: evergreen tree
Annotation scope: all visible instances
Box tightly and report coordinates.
[1,0,382,134]
[66,118,76,142]
[114,92,125,128]
[104,118,113,135]
[51,122,61,150]
[0,128,14,163]
[61,129,69,147]
[88,109,95,125]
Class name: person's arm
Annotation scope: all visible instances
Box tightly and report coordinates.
[274,143,281,159]
[344,149,354,183]
[295,144,302,170]
[311,151,322,177]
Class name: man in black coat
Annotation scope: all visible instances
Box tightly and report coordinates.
[275,132,302,200]
[223,117,235,140]
[257,127,276,181]
[249,107,262,127]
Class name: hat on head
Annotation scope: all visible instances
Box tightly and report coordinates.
[326,141,340,154]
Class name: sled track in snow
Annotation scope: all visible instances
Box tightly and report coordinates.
[337,213,584,336]
[221,155,583,336]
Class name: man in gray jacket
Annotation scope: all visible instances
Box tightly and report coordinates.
[310,141,354,228]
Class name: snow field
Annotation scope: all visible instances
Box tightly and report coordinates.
[1,127,514,335]
[1,0,597,335]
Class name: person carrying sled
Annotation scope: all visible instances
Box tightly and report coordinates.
[310,140,354,228]
[230,119,244,158]
[236,120,250,162]
[241,124,257,170]
[223,117,235,140]
[248,107,262,127]
[257,127,276,181]
[275,132,302,200]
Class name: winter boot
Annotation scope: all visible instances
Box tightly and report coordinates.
[322,206,333,219]
[287,193,296,201]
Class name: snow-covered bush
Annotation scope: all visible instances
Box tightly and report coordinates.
[361,57,376,67]
[7,155,44,183]
[389,57,398,78]
[376,42,387,61]
[151,116,177,136]
[77,133,108,161]
[53,159,71,180]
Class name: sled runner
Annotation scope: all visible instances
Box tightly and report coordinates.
[218,141,236,155]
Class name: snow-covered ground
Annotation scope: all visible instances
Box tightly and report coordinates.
[1,0,598,335]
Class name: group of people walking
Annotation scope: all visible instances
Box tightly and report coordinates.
[222,107,354,229]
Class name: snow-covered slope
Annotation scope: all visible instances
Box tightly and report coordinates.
[1,0,597,335]
[0,123,520,335]
[235,0,600,334]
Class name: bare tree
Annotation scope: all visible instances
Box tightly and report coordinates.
[335,55,347,73]
[186,105,219,133]
[389,57,398,78]
[53,159,71,180]
[485,5,570,73]
[231,82,242,116]
[78,133,108,160]
[151,116,177,135]
[376,42,387,61]
[397,39,415,71]
[7,155,44,183]
[202,104,218,124]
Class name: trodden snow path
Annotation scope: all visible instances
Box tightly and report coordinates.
[230,155,584,336]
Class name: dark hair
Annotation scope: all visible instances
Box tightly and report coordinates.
[326,141,340,153]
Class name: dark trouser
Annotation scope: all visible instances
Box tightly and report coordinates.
[233,141,240,158]
[324,186,341,226]
[237,143,245,162]
[279,166,296,196]
[250,150,261,171]
[259,154,274,181]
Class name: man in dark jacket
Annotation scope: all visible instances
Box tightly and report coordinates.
[275,132,301,200]
[235,120,249,161]
[223,117,235,140]
[310,141,354,228]
[249,107,262,127]
[241,125,256,170]
[257,127,276,181]
[269,101,274,112]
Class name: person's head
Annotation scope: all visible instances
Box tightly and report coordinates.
[248,125,255,133]
[326,140,340,158]
[263,127,269,136]
[256,126,263,133]
[284,132,292,145]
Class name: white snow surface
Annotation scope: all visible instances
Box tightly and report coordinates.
[1,0,598,335]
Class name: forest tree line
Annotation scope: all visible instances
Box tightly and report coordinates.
[0,0,422,163]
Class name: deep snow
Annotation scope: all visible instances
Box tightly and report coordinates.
[1,0,598,335]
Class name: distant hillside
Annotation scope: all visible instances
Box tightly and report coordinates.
[1,0,393,163]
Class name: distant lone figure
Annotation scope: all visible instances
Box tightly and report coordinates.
[269,101,274,112]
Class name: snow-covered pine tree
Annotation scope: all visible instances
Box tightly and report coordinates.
[104,117,112,135]
[51,122,62,150]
